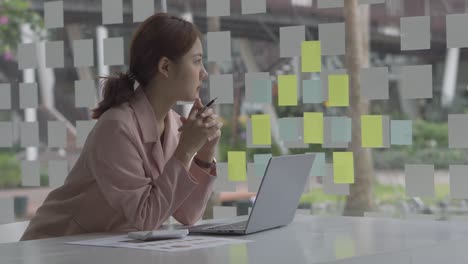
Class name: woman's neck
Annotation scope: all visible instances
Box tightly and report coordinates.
[142,85,174,126]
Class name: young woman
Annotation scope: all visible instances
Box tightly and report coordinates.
[20,13,222,240]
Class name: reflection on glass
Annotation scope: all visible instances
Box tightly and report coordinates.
[229,243,249,264]
[334,233,355,260]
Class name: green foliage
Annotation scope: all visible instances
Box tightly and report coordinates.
[299,183,450,208]
[300,188,345,204]
[374,148,468,170]
[373,120,466,169]
[411,120,448,149]
[0,0,44,60]
[40,168,48,186]
[0,151,21,188]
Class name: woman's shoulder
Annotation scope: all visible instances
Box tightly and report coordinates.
[95,102,137,131]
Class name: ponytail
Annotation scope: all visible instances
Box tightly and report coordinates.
[91,72,136,119]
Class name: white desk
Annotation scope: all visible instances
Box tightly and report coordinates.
[2,214,468,264]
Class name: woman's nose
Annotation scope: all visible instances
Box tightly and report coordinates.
[200,67,208,81]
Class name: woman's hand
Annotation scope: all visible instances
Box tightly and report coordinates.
[179,100,223,162]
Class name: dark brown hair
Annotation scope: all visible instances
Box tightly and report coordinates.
[92,13,202,119]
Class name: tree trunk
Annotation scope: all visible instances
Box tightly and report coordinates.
[343,1,376,216]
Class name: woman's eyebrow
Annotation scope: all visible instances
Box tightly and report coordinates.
[192,53,203,58]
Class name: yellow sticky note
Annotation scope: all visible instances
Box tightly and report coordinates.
[251,114,271,145]
[303,112,323,144]
[333,152,354,184]
[301,41,321,73]
[361,115,383,148]
[278,75,298,106]
[328,74,349,107]
[228,151,247,182]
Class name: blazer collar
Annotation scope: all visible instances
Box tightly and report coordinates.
[129,87,180,173]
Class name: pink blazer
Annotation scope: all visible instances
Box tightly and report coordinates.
[20,87,217,241]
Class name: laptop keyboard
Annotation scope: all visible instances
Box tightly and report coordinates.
[207,220,248,230]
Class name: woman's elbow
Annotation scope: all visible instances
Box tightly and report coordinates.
[177,214,200,226]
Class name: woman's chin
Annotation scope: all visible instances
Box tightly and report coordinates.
[194,89,200,98]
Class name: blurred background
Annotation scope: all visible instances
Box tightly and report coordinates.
[2,0,468,224]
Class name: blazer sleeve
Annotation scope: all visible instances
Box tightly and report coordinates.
[87,119,200,231]
[172,162,217,225]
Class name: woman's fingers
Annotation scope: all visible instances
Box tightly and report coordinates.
[188,98,204,120]
[207,129,222,141]
[203,116,222,128]
[206,122,223,140]
[198,107,214,118]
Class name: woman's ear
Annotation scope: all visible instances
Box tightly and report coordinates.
[157,57,170,78]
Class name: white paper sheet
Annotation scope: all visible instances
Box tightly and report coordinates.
[65,235,252,252]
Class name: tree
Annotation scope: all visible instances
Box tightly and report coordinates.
[343,1,376,216]
[0,0,43,61]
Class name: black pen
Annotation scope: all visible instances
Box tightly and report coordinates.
[178,97,218,132]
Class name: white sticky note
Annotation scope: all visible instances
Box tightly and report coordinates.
[75,80,97,108]
[241,0,266,14]
[18,43,38,69]
[0,83,11,109]
[48,121,67,148]
[0,122,13,147]
[103,37,124,66]
[102,0,123,25]
[213,206,237,218]
[133,0,154,22]
[76,120,96,148]
[73,39,94,67]
[207,31,232,62]
[48,160,68,188]
[20,122,39,147]
[44,1,64,29]
[0,198,14,224]
[213,162,236,191]
[45,41,65,68]
[22,160,40,187]
[19,83,38,109]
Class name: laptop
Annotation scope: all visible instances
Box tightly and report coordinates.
[189,153,315,235]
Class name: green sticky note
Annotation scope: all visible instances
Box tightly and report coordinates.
[252,79,272,103]
[391,120,412,145]
[331,116,351,143]
[251,114,271,145]
[361,115,383,148]
[279,118,299,141]
[303,79,323,104]
[328,74,349,107]
[333,152,354,184]
[301,41,321,73]
[278,75,298,106]
[228,151,247,182]
[254,154,272,177]
[303,112,323,144]
[229,244,248,264]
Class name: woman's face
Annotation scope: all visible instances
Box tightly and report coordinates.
[170,38,208,102]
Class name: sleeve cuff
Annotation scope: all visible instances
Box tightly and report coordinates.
[190,162,217,185]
